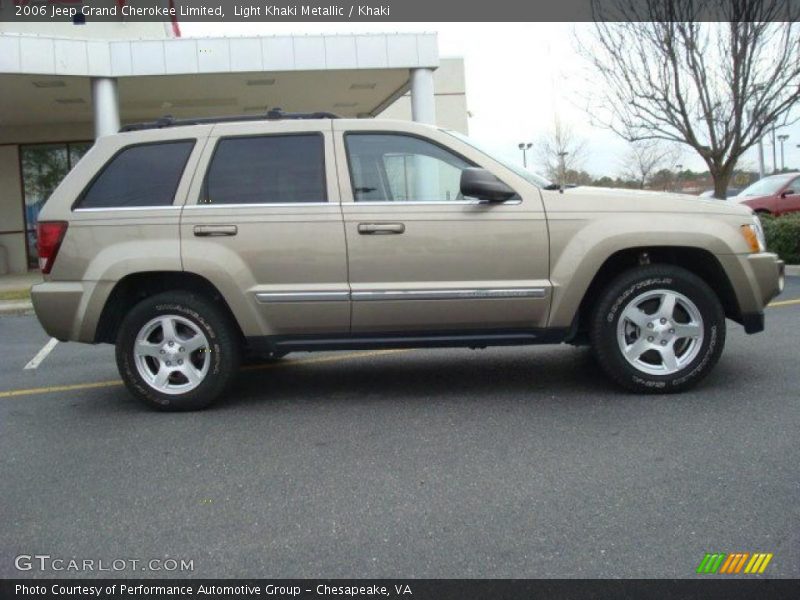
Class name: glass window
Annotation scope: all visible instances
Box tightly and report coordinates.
[21,141,92,269]
[444,129,555,189]
[204,134,326,204]
[77,141,194,209]
[345,134,474,202]
[737,173,797,197]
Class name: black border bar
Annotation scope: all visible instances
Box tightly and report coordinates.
[3,0,798,23]
[3,579,800,600]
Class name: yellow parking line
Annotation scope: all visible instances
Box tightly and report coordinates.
[0,349,406,400]
[768,298,800,308]
[0,379,122,399]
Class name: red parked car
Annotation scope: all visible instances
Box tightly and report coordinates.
[734,172,800,215]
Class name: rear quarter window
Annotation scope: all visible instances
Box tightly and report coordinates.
[75,140,194,209]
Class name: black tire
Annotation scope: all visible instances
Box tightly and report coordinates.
[115,291,241,411]
[590,265,725,393]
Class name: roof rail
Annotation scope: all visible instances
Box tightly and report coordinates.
[120,108,340,132]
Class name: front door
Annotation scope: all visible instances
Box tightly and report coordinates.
[333,122,551,334]
[779,176,800,215]
[181,121,349,338]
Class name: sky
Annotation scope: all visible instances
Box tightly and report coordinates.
[182,21,800,181]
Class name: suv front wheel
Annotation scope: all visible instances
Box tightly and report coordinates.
[590,265,726,393]
[115,291,241,410]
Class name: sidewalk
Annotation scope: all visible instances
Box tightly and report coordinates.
[0,271,41,315]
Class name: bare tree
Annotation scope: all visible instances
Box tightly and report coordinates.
[536,116,588,185]
[583,0,800,198]
[620,140,682,189]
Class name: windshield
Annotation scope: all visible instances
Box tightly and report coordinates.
[443,130,555,189]
[737,174,796,197]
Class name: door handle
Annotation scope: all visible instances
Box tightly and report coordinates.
[357,222,405,235]
[193,225,238,237]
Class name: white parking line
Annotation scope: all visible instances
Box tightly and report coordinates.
[24,338,59,370]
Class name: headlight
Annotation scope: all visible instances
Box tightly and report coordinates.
[740,216,766,253]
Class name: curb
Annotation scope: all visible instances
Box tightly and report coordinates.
[0,300,33,315]
[786,265,800,277]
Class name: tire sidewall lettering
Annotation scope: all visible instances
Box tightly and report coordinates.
[591,266,725,394]
[607,277,673,323]
[118,295,234,409]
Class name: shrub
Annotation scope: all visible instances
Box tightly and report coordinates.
[760,213,800,264]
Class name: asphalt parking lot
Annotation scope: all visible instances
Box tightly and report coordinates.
[1,278,798,579]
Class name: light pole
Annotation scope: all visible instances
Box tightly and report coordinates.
[557,150,569,189]
[749,85,767,178]
[518,142,532,168]
[675,164,683,193]
[777,134,789,171]
[771,125,777,173]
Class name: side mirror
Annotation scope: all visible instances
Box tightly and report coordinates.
[460,168,516,202]
[780,189,795,198]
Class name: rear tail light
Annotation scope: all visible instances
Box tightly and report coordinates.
[37,221,68,274]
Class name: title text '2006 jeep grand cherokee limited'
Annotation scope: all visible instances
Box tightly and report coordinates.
[32,111,785,410]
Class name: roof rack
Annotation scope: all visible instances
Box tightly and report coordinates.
[120,108,340,132]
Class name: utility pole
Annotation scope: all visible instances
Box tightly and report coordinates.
[777,134,789,171]
[518,142,532,168]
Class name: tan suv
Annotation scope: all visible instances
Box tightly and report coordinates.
[31,111,785,410]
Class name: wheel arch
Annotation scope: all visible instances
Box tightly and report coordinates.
[94,271,245,345]
[562,246,741,343]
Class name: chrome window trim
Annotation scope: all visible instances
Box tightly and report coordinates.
[349,199,522,207]
[185,202,333,209]
[255,291,350,303]
[73,206,182,212]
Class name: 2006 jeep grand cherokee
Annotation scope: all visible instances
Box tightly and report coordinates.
[32,111,785,410]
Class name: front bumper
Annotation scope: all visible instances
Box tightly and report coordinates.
[720,253,784,335]
[747,253,785,305]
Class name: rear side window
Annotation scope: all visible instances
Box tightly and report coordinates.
[204,134,326,204]
[77,141,194,209]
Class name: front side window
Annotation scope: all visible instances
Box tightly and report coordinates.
[204,134,326,204]
[77,141,194,209]
[345,133,474,202]
[737,174,797,197]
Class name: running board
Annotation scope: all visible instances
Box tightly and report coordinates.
[247,328,568,354]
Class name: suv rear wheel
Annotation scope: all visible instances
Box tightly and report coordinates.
[590,265,726,393]
[115,291,241,410]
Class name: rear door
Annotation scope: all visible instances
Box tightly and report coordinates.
[333,121,551,334]
[181,120,349,338]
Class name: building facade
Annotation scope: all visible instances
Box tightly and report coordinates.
[0,21,468,274]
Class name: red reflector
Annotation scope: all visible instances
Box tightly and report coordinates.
[36,221,68,274]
